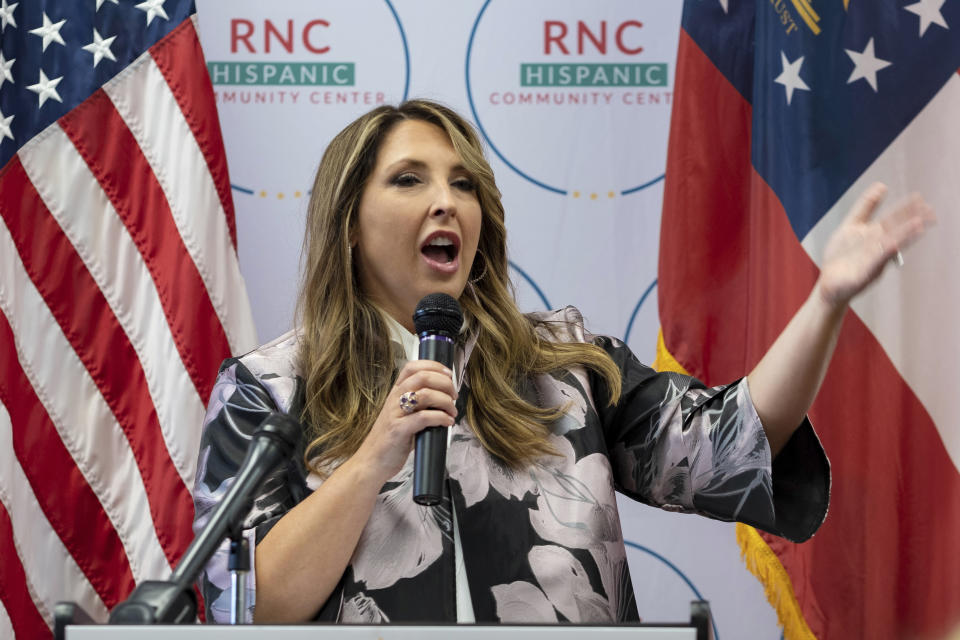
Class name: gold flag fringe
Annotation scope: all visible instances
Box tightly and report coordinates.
[654,329,817,639]
[653,328,688,375]
[736,524,817,640]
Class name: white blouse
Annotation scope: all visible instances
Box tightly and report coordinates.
[382,312,476,623]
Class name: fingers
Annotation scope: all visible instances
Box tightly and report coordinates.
[405,409,457,432]
[845,182,888,224]
[358,361,459,481]
[877,194,936,255]
[883,194,935,228]
[395,359,453,386]
[391,360,458,421]
[883,217,928,257]
[394,361,457,399]
[398,388,458,420]
[878,193,934,229]
[387,388,456,446]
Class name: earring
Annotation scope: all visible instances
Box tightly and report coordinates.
[468,250,488,285]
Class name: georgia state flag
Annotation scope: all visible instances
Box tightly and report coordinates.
[658,0,960,638]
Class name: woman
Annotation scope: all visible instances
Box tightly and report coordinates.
[193,100,933,624]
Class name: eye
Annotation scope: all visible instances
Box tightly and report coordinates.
[452,177,476,192]
[391,173,421,187]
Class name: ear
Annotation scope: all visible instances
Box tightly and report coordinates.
[346,211,359,249]
[347,223,358,248]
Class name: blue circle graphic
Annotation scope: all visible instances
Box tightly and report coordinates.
[384,0,411,101]
[465,0,666,197]
[465,0,565,195]
[622,278,657,344]
[230,0,410,197]
[624,539,720,640]
[621,174,665,196]
[508,260,552,310]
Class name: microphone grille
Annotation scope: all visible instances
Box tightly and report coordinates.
[413,293,463,336]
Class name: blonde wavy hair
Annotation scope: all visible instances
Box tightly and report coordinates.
[297,99,621,474]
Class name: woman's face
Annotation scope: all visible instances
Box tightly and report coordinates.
[353,119,482,331]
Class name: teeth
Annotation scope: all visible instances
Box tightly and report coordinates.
[427,237,454,247]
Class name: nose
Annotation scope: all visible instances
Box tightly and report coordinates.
[429,181,457,219]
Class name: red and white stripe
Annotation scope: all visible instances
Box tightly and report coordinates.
[0,597,13,639]
[0,402,109,627]
[0,16,256,635]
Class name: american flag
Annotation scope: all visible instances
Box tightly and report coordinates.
[658,0,960,638]
[0,0,256,634]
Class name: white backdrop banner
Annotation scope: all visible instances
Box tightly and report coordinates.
[195,2,782,637]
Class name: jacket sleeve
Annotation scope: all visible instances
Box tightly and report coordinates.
[192,359,309,623]
[589,335,830,542]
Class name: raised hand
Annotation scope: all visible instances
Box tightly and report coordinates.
[748,182,934,454]
[817,182,936,307]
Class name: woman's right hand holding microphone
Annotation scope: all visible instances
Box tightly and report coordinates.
[351,360,458,485]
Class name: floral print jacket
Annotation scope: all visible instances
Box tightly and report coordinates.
[193,307,830,624]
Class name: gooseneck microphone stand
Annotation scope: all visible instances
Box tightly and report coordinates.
[228,523,251,625]
[53,413,301,638]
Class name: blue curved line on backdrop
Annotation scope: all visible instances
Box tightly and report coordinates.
[465,0,567,196]
[384,0,411,100]
[624,540,720,640]
[620,173,665,196]
[508,261,551,310]
[230,185,313,197]
[622,279,657,344]
[229,0,408,200]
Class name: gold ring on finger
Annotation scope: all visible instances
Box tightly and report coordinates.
[399,390,419,415]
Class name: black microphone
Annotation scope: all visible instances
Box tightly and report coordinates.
[412,293,463,506]
[108,412,301,624]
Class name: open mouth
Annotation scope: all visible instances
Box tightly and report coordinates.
[420,233,460,265]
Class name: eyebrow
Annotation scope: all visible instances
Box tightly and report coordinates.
[383,158,470,174]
